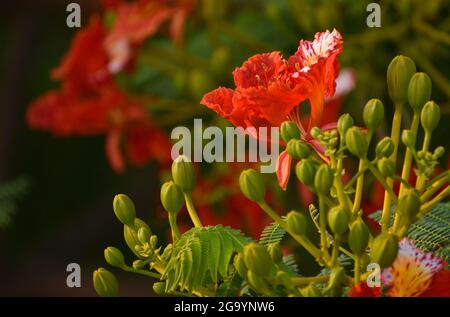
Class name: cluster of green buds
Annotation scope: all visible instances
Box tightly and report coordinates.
[233,55,449,295]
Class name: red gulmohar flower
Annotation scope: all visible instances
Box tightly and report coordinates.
[201,29,344,189]
[104,0,194,73]
[27,15,171,173]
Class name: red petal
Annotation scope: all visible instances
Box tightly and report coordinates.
[420,270,450,297]
[348,282,381,297]
[200,87,235,119]
[106,129,125,174]
[276,150,292,190]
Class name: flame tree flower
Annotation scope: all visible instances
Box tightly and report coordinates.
[201,29,344,189]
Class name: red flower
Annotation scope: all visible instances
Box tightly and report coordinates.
[348,282,381,297]
[201,30,344,189]
[104,0,194,73]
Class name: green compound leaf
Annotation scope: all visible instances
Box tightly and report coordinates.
[370,202,450,262]
[162,225,252,293]
[259,216,287,245]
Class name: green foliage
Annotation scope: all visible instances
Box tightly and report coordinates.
[162,225,252,293]
[258,217,286,245]
[370,202,450,262]
[0,177,29,228]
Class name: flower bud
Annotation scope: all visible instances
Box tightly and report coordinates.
[153,282,166,295]
[137,227,151,245]
[243,243,272,277]
[398,188,421,220]
[113,194,136,225]
[387,55,416,102]
[172,155,196,193]
[310,127,322,139]
[160,181,184,214]
[345,127,368,158]
[327,206,350,235]
[132,260,144,269]
[295,159,317,186]
[408,72,432,111]
[314,164,334,194]
[267,243,283,264]
[363,99,384,130]
[286,210,307,236]
[287,139,311,159]
[239,169,265,202]
[150,235,158,249]
[281,121,301,142]
[433,146,445,159]
[421,101,440,134]
[348,219,369,255]
[104,247,125,268]
[401,129,415,148]
[370,233,399,268]
[233,253,248,279]
[247,270,270,293]
[375,137,395,158]
[93,268,119,297]
[377,158,396,177]
[124,218,151,257]
[337,113,354,138]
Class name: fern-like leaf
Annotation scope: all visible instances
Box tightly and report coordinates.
[162,225,252,293]
[370,202,450,262]
[259,216,286,245]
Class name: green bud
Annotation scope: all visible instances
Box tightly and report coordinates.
[345,127,368,158]
[287,139,311,159]
[113,194,136,225]
[310,127,322,139]
[137,227,151,245]
[337,113,354,138]
[401,129,415,148]
[233,253,248,279]
[348,219,370,255]
[132,260,144,270]
[387,55,416,102]
[408,72,432,111]
[363,99,384,130]
[160,181,184,214]
[433,146,445,159]
[398,188,421,220]
[421,101,440,133]
[295,159,317,186]
[239,169,265,202]
[172,155,196,193]
[93,268,119,297]
[281,121,301,142]
[300,284,322,297]
[150,235,158,249]
[286,210,308,236]
[161,244,173,261]
[327,206,350,235]
[104,247,125,268]
[314,164,334,194]
[377,158,396,177]
[124,218,151,257]
[375,137,395,158]
[243,243,272,277]
[267,243,283,264]
[153,282,166,295]
[370,233,399,268]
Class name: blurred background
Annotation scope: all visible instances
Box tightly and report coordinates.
[0,0,449,296]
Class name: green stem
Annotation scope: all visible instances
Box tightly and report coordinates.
[352,159,366,215]
[344,160,375,191]
[399,111,420,195]
[418,185,450,217]
[121,265,161,279]
[366,162,398,204]
[381,102,403,232]
[290,275,330,286]
[421,176,449,203]
[416,132,432,191]
[330,235,340,268]
[354,256,361,286]
[168,213,181,243]
[332,156,352,211]
[258,201,324,264]
[319,195,330,259]
[184,193,203,228]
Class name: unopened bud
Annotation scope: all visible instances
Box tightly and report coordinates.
[287,139,311,159]
[370,233,399,268]
[281,121,301,142]
[363,99,384,130]
[295,159,317,186]
[421,101,440,134]
[348,219,369,255]
[327,206,350,235]
[337,113,354,138]
[398,188,421,220]
[239,169,265,202]
[243,243,272,277]
[113,194,136,225]
[124,218,151,257]
[160,181,184,214]
[387,55,416,102]
[104,247,125,268]
[375,137,395,158]
[433,146,445,159]
[172,155,196,193]
[137,227,151,245]
[345,127,368,158]
[314,164,334,194]
[377,158,396,177]
[310,127,322,139]
[286,210,307,236]
[153,282,166,295]
[408,72,432,111]
[93,268,119,297]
